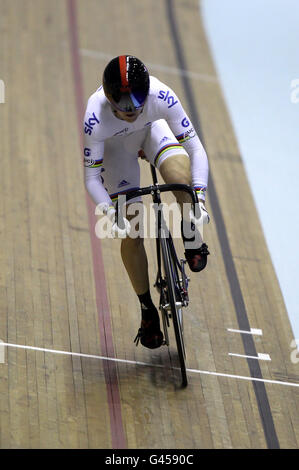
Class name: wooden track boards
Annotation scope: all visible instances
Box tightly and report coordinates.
[0,0,298,448]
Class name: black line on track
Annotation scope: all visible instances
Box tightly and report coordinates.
[165,0,279,449]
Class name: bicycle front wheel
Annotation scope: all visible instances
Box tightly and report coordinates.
[160,235,187,387]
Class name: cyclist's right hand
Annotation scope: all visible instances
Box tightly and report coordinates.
[190,202,210,226]
[96,202,131,238]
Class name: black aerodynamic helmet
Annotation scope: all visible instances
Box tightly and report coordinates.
[103,55,150,113]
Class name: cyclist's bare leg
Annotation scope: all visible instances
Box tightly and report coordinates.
[120,203,163,348]
[158,153,195,211]
[120,203,149,296]
[121,236,149,295]
[159,153,209,272]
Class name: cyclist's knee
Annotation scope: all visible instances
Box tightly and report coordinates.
[159,155,192,207]
[159,153,191,185]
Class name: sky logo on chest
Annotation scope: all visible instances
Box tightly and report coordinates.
[158,90,178,108]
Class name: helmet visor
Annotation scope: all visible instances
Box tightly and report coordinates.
[108,89,147,113]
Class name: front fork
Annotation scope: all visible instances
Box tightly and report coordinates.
[154,275,170,346]
[154,266,189,347]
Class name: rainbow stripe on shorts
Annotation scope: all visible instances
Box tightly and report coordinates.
[154,143,183,167]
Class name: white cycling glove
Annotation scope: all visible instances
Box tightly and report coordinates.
[95,202,131,239]
[190,202,210,227]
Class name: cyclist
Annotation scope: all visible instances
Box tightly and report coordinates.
[84,55,210,349]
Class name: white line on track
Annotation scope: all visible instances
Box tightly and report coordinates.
[79,48,218,83]
[1,341,298,388]
[227,328,263,335]
[229,352,271,361]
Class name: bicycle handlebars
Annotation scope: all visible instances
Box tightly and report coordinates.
[114,182,199,229]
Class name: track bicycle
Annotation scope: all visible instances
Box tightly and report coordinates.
[115,165,200,387]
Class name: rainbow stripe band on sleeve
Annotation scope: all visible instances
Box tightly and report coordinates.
[154,143,183,167]
[90,159,103,168]
[176,132,191,144]
[194,186,207,198]
[110,186,140,203]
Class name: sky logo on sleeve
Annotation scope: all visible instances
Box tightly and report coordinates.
[84,112,100,135]
[158,90,178,108]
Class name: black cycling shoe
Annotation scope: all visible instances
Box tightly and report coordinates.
[134,313,164,349]
[185,243,210,272]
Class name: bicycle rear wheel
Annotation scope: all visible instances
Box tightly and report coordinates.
[160,235,188,387]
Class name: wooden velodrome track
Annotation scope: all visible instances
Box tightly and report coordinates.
[0,0,298,449]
